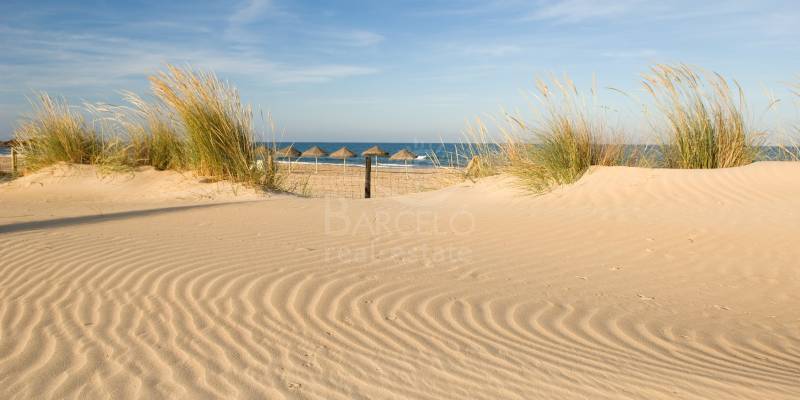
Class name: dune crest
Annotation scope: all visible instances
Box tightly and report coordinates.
[1,162,799,399]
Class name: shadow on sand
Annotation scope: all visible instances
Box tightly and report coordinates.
[0,202,255,235]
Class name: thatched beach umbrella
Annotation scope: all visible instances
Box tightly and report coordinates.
[390,148,417,175]
[275,145,300,158]
[362,145,389,177]
[301,145,328,173]
[330,146,356,172]
[276,145,301,171]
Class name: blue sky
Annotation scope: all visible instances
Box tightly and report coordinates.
[1,0,798,141]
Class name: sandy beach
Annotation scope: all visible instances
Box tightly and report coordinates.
[1,162,798,399]
[274,162,465,198]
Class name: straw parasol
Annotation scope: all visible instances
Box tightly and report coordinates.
[275,145,300,158]
[362,145,389,177]
[390,148,417,175]
[301,145,328,173]
[275,145,301,171]
[330,146,356,172]
[361,145,389,158]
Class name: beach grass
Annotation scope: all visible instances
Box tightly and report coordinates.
[642,64,760,169]
[12,66,278,188]
[13,93,104,171]
[459,118,509,179]
[149,65,261,184]
[502,76,632,192]
[120,92,186,170]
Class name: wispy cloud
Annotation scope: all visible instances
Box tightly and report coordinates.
[601,49,659,59]
[463,44,522,57]
[228,0,275,26]
[328,29,385,47]
[0,23,378,93]
[1,0,797,139]
[527,0,643,23]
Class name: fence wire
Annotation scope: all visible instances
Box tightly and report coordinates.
[276,162,464,198]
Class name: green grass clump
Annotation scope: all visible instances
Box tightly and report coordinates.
[149,65,260,184]
[121,92,186,170]
[14,94,104,171]
[642,64,760,169]
[12,67,277,189]
[506,76,629,192]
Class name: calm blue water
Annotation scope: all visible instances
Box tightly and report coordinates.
[263,142,476,168]
[0,142,480,167]
[2,143,796,163]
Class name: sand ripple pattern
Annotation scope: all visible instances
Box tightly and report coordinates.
[1,163,799,399]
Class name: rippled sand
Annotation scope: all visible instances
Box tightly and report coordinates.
[1,162,799,399]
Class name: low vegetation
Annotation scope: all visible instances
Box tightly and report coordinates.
[150,66,259,183]
[14,94,104,171]
[12,66,277,188]
[463,64,773,192]
[119,92,186,171]
[464,76,635,192]
[9,64,793,194]
[509,77,634,191]
[642,64,760,169]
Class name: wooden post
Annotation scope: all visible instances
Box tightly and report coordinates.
[262,152,274,185]
[11,147,17,174]
[267,152,274,173]
[364,156,372,199]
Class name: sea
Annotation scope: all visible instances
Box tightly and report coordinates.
[0,142,479,168]
[1,143,796,165]
[266,142,476,168]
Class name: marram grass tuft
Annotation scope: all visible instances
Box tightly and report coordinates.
[642,64,760,169]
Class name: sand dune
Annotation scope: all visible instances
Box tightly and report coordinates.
[1,162,799,399]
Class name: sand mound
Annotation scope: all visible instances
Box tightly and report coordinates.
[0,162,798,399]
[1,163,271,203]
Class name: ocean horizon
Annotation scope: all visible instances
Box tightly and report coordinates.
[2,142,795,166]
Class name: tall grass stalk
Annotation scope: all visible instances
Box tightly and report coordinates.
[506,76,629,192]
[642,64,759,169]
[459,118,510,179]
[150,65,260,183]
[119,92,186,170]
[14,94,103,171]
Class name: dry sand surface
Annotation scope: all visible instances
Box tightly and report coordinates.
[0,162,799,399]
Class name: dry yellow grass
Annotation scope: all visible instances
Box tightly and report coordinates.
[485,75,631,192]
[13,94,104,171]
[642,64,760,168]
[149,65,261,184]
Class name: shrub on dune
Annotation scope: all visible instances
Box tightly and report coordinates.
[642,64,760,169]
